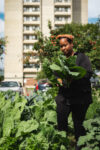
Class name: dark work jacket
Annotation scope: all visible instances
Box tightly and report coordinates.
[55,52,93,105]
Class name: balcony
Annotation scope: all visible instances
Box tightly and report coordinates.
[23,68,41,73]
[23,30,37,34]
[23,21,40,25]
[54,11,71,16]
[23,49,38,53]
[23,2,40,6]
[24,73,37,78]
[29,58,39,63]
[23,25,40,33]
[23,63,41,72]
[23,11,40,15]
[54,2,71,6]
[23,39,37,44]
[54,25,64,29]
[55,20,71,25]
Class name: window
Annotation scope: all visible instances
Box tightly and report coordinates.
[32,0,40,2]
[24,17,26,21]
[24,17,30,21]
[64,0,71,2]
[55,25,63,29]
[26,45,29,49]
[24,44,34,50]
[24,26,26,31]
[24,25,40,31]
[32,7,36,11]
[24,35,29,40]
[55,16,68,21]
[55,7,69,12]
[32,16,36,21]
[26,26,29,30]
[29,45,33,50]
[0,81,18,87]
[26,0,30,2]
[24,35,37,40]
[24,63,40,68]
[23,45,27,50]
[55,0,62,2]
[23,7,26,12]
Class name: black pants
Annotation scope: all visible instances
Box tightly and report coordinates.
[56,102,89,141]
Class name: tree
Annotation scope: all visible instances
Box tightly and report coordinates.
[34,23,100,72]
[0,37,5,81]
[0,37,5,56]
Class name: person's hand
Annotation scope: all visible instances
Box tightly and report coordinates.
[57,78,62,86]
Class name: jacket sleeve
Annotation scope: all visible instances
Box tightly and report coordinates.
[76,53,93,79]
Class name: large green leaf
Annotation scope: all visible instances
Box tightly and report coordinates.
[50,64,62,72]
[44,110,57,124]
[16,119,39,137]
[12,98,27,120]
[69,66,87,79]
[3,117,14,137]
[68,70,80,76]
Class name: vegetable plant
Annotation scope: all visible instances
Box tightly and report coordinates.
[43,51,86,87]
[0,90,70,150]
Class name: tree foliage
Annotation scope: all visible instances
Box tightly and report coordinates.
[0,37,5,56]
[34,22,100,72]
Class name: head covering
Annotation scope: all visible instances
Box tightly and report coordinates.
[56,34,74,41]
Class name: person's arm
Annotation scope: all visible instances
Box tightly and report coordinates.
[76,53,93,79]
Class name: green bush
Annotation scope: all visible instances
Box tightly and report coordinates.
[86,89,100,119]
[78,111,100,150]
[0,90,70,150]
[78,89,100,150]
[34,23,100,71]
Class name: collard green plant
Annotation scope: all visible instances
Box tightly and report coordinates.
[86,89,100,119]
[0,90,69,150]
[78,114,100,150]
[42,52,86,87]
[78,89,100,150]
[0,88,100,149]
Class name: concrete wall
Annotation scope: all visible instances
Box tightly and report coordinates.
[72,0,81,23]
[72,0,88,24]
[5,0,23,83]
[41,0,54,37]
[81,0,88,24]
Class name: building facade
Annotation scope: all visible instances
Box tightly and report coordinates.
[4,0,88,87]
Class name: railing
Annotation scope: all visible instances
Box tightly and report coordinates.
[54,0,71,3]
[24,0,40,3]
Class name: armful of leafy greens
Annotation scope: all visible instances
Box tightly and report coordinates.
[50,54,87,87]
[42,53,87,87]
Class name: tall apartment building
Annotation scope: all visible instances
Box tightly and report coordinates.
[5,0,88,87]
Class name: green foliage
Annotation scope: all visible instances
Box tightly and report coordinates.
[36,69,47,80]
[86,89,100,119]
[0,89,70,150]
[78,112,100,150]
[42,51,86,87]
[34,31,60,63]
[34,23,100,71]
[0,75,4,82]
[78,89,100,150]
[0,88,100,149]
[0,37,6,56]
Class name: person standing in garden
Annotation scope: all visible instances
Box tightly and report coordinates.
[55,34,93,150]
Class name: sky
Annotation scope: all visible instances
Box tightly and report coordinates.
[88,0,100,18]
